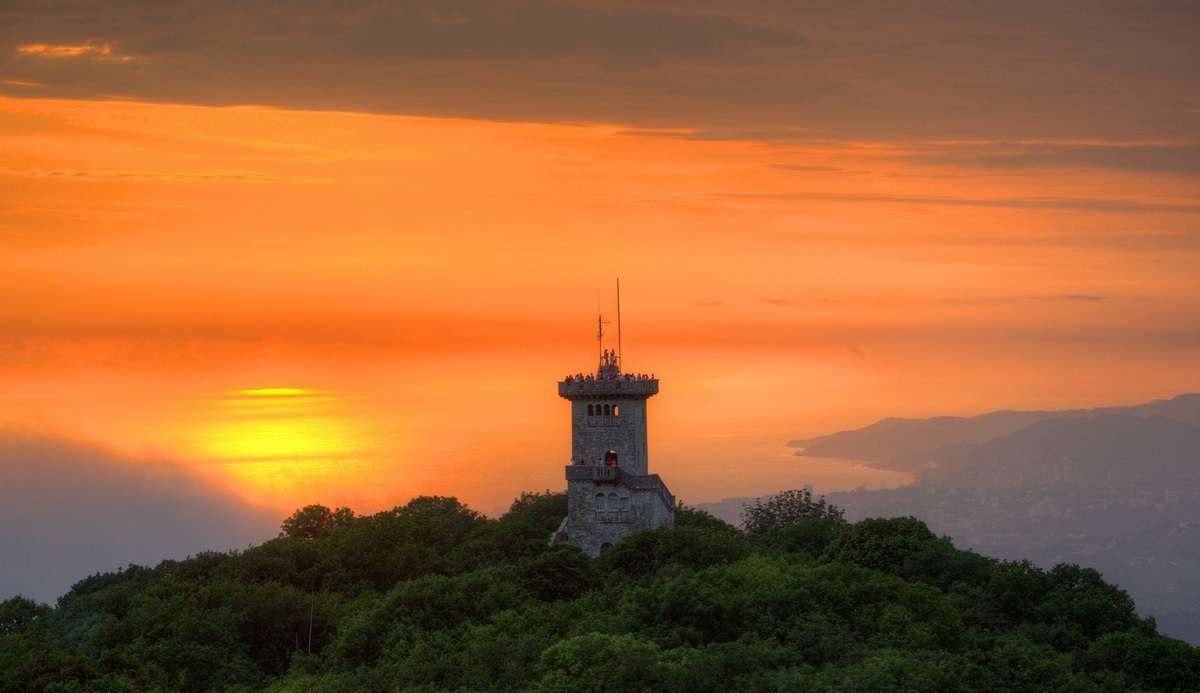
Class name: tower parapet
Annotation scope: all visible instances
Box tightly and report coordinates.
[558,375,659,399]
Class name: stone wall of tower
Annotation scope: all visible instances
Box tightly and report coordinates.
[563,478,675,557]
[569,398,649,475]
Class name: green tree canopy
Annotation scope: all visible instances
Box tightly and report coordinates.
[741,488,846,534]
[279,505,355,540]
[3,491,1196,693]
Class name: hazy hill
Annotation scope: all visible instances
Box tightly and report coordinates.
[788,393,1200,472]
[914,414,1200,487]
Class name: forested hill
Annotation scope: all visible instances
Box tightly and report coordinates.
[3,492,1199,692]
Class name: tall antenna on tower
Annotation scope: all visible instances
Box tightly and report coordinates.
[596,285,603,365]
[616,278,622,369]
[596,312,604,364]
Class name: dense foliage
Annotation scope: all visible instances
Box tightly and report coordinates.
[741,487,845,533]
[2,490,1198,692]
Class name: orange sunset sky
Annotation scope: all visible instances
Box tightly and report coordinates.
[2,2,1198,519]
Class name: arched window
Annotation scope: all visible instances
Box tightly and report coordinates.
[612,405,620,416]
[608,492,618,511]
[595,493,606,511]
[587,404,594,416]
[604,404,611,416]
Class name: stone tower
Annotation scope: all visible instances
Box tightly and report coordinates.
[551,345,675,557]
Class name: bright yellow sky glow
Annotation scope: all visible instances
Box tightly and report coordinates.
[237,387,313,397]
[187,388,377,509]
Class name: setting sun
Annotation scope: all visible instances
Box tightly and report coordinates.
[188,388,374,509]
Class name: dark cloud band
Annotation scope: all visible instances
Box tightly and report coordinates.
[2,1,1196,142]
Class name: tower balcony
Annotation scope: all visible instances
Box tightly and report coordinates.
[565,465,620,483]
[564,464,676,509]
[558,376,658,400]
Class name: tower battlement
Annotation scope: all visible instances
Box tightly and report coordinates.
[557,376,659,399]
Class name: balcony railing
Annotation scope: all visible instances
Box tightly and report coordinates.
[565,464,676,510]
[594,510,630,524]
[565,465,620,482]
[558,378,659,399]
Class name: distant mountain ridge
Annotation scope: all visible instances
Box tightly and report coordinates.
[915,413,1200,487]
[789,393,1200,473]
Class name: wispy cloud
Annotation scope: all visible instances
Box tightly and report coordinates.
[15,41,130,62]
[770,164,851,173]
[0,166,328,184]
[908,140,1200,175]
[618,127,819,143]
[943,294,1109,306]
[770,228,1200,253]
[717,192,1200,214]
[17,41,111,57]
[0,204,145,222]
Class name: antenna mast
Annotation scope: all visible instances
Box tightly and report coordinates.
[596,285,603,365]
[596,311,604,365]
[616,278,622,369]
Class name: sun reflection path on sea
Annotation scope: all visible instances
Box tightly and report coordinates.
[187,387,384,511]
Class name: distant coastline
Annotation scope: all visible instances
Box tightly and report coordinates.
[789,447,898,474]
